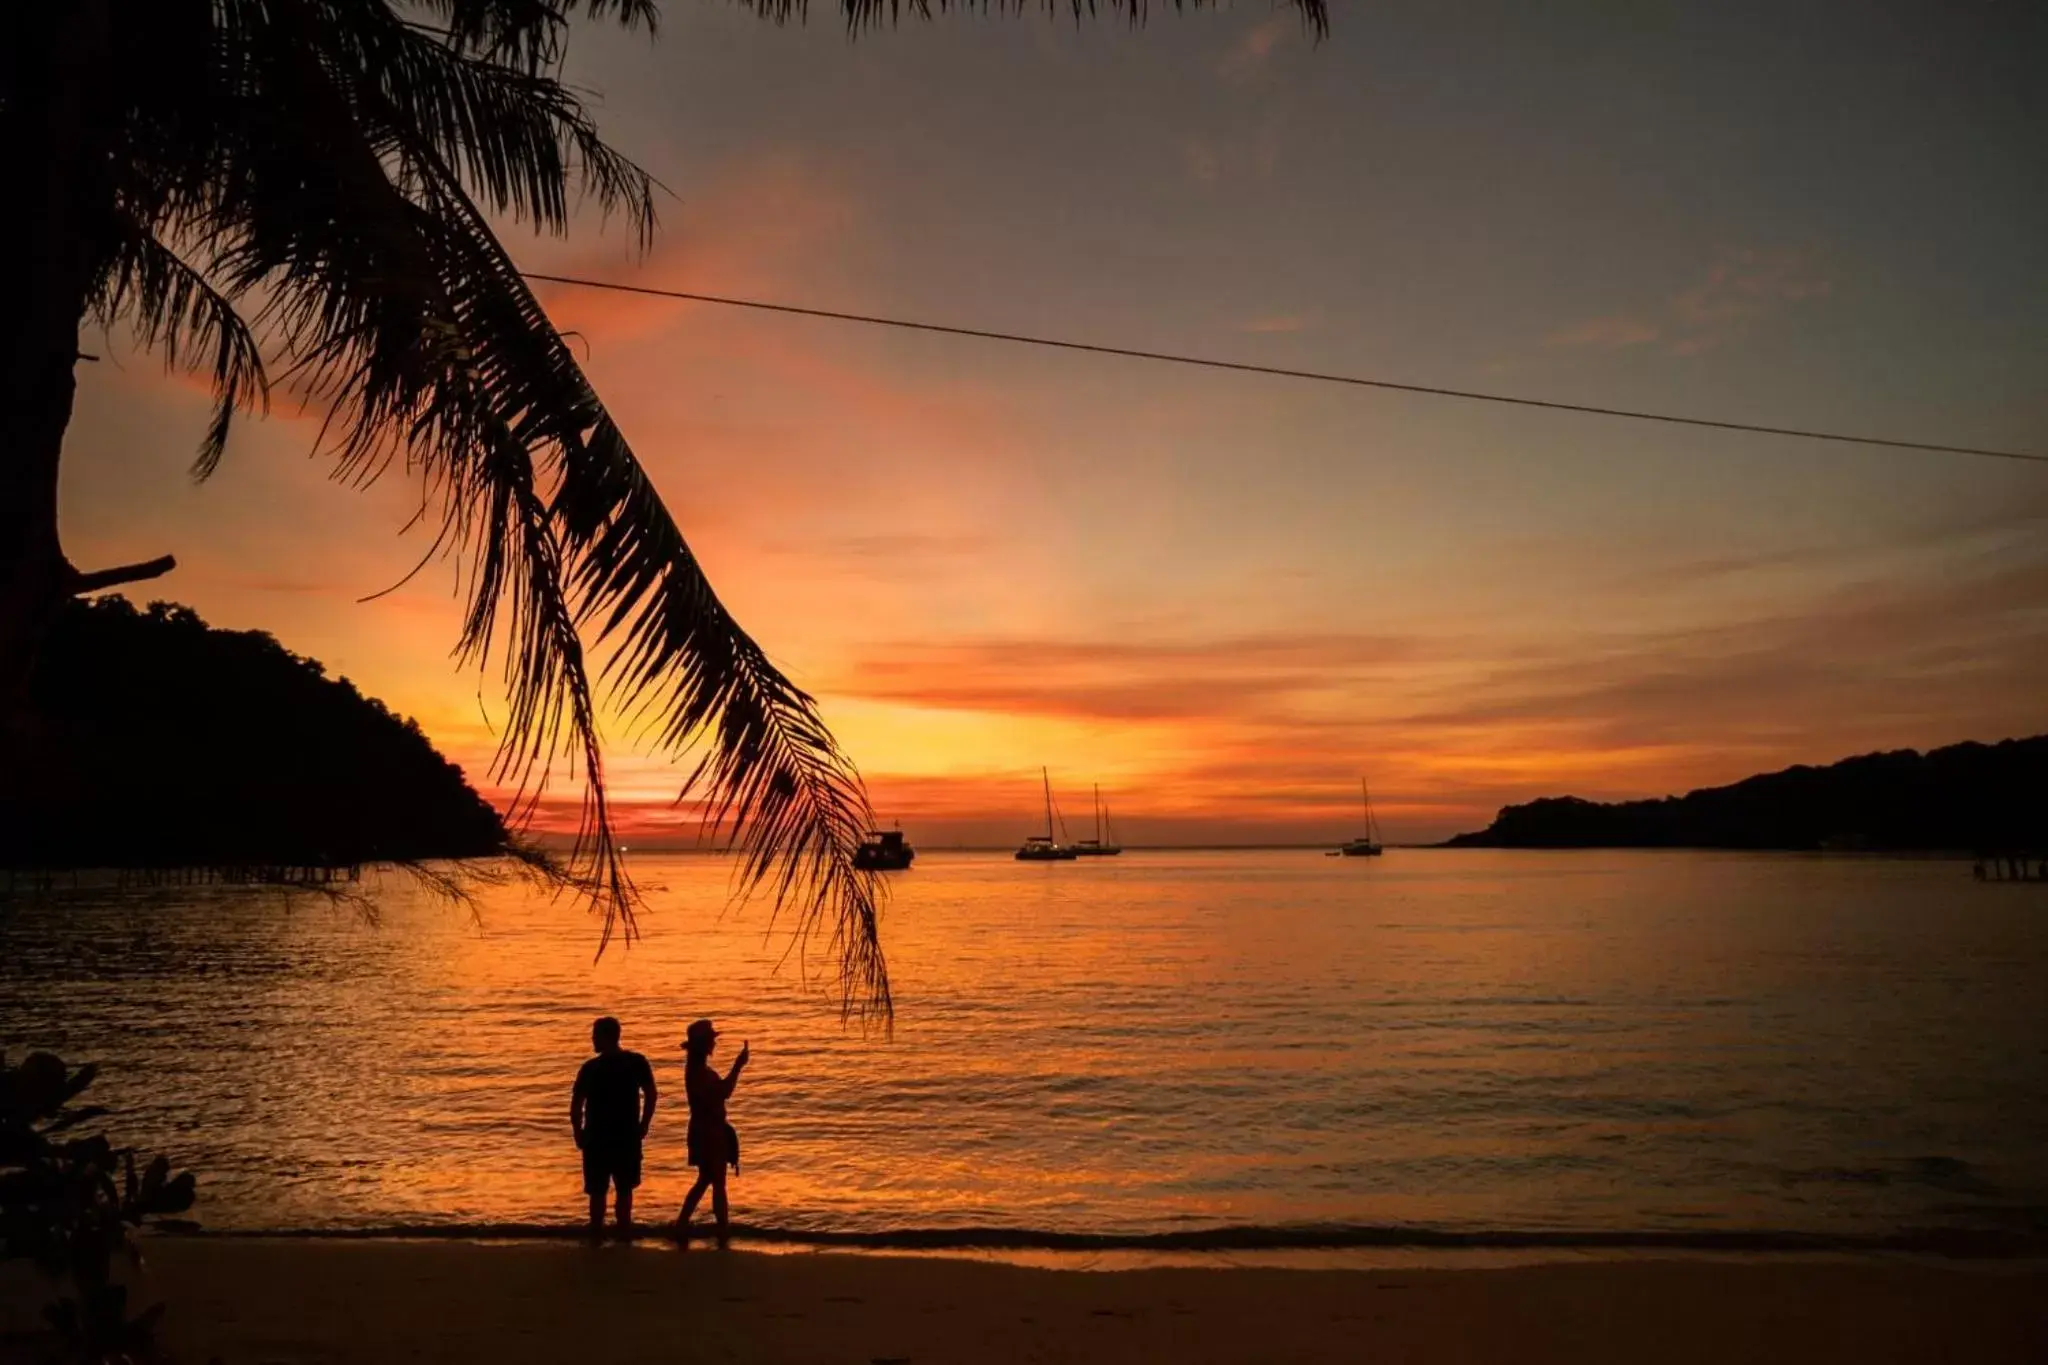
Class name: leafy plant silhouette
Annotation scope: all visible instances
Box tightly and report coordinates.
[1,1053,196,1363]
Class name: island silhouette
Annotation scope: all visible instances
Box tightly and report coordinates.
[1444,735,2047,855]
[1,596,507,872]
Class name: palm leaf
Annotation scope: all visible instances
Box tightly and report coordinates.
[414,153,891,1018]
[160,0,889,1017]
[93,221,270,478]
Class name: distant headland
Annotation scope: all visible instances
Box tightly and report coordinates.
[1,597,508,871]
[1444,736,2048,853]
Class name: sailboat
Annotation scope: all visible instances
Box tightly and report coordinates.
[1016,767,1079,861]
[1072,784,1124,857]
[1338,777,1384,857]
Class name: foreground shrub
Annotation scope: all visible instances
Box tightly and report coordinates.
[0,1052,195,1362]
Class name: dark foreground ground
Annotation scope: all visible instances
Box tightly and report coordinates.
[6,1239,2042,1364]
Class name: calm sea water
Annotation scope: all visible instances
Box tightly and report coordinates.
[3,850,2045,1248]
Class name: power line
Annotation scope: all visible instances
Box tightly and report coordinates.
[522,271,2048,466]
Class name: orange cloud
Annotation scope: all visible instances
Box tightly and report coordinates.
[766,527,2048,845]
[835,632,1437,722]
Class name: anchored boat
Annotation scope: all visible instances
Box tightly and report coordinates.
[853,828,915,871]
[1338,776,1384,857]
[1016,768,1078,861]
[1072,783,1123,856]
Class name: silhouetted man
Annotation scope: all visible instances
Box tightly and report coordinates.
[571,1016,656,1236]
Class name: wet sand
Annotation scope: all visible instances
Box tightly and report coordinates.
[44,1239,2046,1364]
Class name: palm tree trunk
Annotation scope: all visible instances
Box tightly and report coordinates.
[0,0,167,730]
[0,323,82,712]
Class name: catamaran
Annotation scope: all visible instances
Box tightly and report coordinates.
[1016,767,1078,861]
[1072,783,1123,856]
[1338,776,1384,857]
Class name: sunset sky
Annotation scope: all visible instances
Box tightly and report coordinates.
[58,1,2048,845]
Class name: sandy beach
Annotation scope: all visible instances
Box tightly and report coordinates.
[10,1239,2033,1365]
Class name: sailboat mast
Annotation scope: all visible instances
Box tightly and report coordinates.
[1094,784,1102,843]
[1042,767,1054,840]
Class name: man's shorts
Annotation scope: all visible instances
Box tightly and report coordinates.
[581,1137,642,1196]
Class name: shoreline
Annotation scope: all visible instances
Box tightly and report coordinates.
[16,1238,2038,1364]
[139,1228,2048,1280]
[148,1221,2048,1262]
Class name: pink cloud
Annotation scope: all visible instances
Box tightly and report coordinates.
[1240,315,1309,335]
[1181,138,1221,184]
[1672,248,1833,328]
[1547,248,1833,358]
[533,153,858,345]
[1543,314,1661,350]
[1179,125,1284,185]
[1218,16,1293,84]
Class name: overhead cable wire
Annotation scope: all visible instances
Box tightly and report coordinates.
[522,271,2048,466]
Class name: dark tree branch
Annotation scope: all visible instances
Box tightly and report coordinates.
[68,555,176,595]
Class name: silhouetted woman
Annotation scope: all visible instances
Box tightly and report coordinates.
[676,1017,746,1247]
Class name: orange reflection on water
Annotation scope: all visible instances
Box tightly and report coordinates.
[2,850,2044,1245]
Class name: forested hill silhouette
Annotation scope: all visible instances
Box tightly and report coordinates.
[1444,737,2048,852]
[1,597,507,869]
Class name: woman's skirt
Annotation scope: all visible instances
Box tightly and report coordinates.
[687,1120,738,1174]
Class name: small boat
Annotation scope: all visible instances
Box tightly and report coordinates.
[1072,783,1123,856]
[853,829,915,871]
[1338,776,1384,857]
[1016,768,1078,861]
